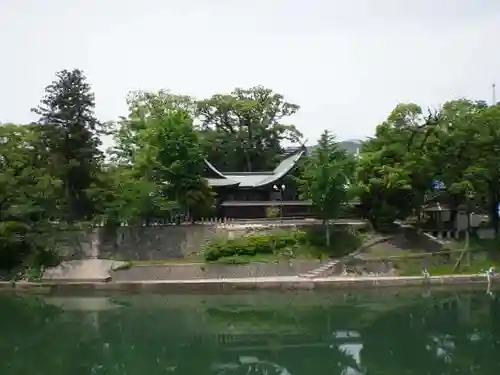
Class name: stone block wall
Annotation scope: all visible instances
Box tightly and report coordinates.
[397,224,446,252]
[55,228,101,260]
[101,225,222,260]
[58,225,221,261]
[110,260,324,281]
[58,223,321,261]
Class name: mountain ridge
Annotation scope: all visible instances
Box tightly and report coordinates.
[305,140,362,155]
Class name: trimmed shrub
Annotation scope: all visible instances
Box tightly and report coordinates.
[202,227,363,262]
[203,235,271,262]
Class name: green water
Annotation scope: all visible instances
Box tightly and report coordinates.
[1,289,500,375]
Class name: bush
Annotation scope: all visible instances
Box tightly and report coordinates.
[202,227,363,262]
[0,221,62,273]
[203,234,277,262]
[266,207,280,218]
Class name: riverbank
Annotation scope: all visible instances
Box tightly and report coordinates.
[0,274,496,294]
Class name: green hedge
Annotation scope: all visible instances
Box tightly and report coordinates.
[202,228,363,262]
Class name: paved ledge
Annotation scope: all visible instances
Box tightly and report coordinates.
[0,275,496,294]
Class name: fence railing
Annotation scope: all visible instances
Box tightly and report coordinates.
[48,215,367,228]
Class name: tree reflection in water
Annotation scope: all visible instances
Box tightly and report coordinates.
[0,290,499,375]
[211,356,292,375]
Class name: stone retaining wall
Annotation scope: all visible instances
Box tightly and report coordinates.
[59,223,324,261]
[396,223,447,252]
[58,225,220,261]
[111,260,324,281]
[99,225,220,260]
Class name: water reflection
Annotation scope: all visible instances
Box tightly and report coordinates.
[0,290,500,375]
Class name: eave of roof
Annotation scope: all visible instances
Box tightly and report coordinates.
[207,178,240,187]
[204,159,226,179]
[256,150,303,187]
[205,150,304,188]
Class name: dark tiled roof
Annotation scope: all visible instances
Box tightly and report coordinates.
[205,150,304,188]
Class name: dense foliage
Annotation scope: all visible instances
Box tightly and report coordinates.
[357,100,500,232]
[2,66,500,271]
[0,124,62,270]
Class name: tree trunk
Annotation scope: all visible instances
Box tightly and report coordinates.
[466,211,471,266]
[324,219,331,247]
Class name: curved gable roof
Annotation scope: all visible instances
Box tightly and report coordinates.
[205,150,304,188]
[204,159,227,179]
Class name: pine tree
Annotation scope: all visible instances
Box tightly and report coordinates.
[32,69,102,221]
[298,130,355,246]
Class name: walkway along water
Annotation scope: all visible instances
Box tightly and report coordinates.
[0,274,497,293]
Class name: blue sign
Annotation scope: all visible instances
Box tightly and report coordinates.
[432,180,445,190]
[497,203,500,218]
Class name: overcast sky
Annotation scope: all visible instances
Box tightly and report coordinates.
[1,0,499,144]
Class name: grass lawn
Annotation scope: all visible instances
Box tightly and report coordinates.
[202,227,369,264]
[361,243,425,259]
[204,251,323,265]
[394,249,499,276]
[451,236,500,252]
[351,235,500,276]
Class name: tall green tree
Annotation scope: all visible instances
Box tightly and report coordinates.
[197,86,303,172]
[32,69,102,221]
[111,90,213,221]
[88,165,165,226]
[112,90,196,164]
[461,103,500,232]
[0,124,62,270]
[357,99,498,234]
[297,130,355,246]
[133,109,214,221]
[357,104,438,230]
[422,99,488,224]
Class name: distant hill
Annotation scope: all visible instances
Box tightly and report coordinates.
[338,140,362,154]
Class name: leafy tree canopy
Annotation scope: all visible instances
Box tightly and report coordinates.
[298,130,356,245]
[197,85,303,171]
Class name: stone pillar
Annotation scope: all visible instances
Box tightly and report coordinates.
[89,227,102,259]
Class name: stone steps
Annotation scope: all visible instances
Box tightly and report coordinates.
[299,260,340,279]
[298,235,395,279]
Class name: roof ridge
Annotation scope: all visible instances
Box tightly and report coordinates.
[224,171,274,176]
[205,150,304,188]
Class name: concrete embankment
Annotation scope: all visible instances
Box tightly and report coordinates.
[0,275,496,294]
